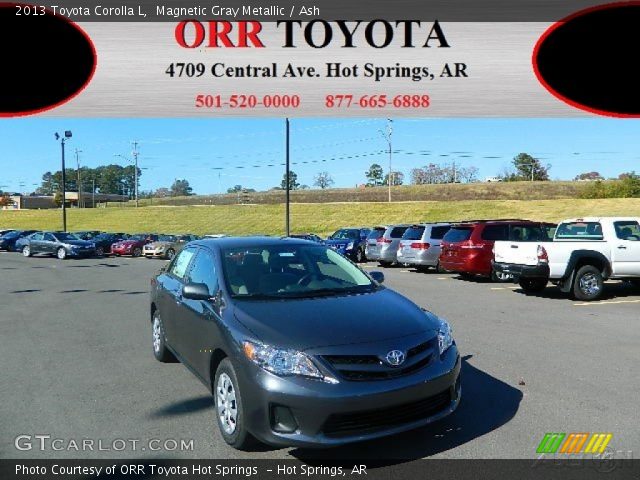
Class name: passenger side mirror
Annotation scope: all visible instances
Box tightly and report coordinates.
[370,271,385,284]
[182,283,211,301]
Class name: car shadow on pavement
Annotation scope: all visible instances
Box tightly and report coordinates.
[514,281,640,301]
[290,355,523,463]
[151,396,213,418]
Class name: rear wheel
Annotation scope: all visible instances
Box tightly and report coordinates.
[572,265,603,301]
[354,248,365,263]
[214,359,254,450]
[96,246,104,257]
[519,278,547,293]
[132,247,142,257]
[22,245,31,257]
[56,247,67,260]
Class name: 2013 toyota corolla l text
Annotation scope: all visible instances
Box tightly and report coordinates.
[150,237,461,449]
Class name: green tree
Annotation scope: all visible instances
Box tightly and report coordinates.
[365,163,384,186]
[280,170,300,190]
[313,171,334,189]
[508,153,550,181]
[170,179,194,196]
[384,171,404,186]
[227,185,244,193]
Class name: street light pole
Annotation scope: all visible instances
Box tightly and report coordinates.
[285,118,290,236]
[55,131,72,231]
[132,141,139,207]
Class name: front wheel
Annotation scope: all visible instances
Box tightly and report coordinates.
[519,278,547,293]
[214,359,254,450]
[354,248,365,263]
[132,247,142,257]
[152,311,176,363]
[56,247,67,260]
[22,245,31,257]
[95,246,104,257]
[166,249,175,260]
[572,265,604,301]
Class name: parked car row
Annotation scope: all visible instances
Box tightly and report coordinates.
[0,230,203,260]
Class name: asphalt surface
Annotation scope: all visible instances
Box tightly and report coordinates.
[1,252,638,461]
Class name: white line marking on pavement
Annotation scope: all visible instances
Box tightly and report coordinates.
[574,299,640,306]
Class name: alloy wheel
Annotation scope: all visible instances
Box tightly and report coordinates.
[57,248,66,260]
[152,315,162,353]
[22,246,30,257]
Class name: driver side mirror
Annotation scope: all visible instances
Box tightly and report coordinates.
[182,283,211,300]
[370,271,385,284]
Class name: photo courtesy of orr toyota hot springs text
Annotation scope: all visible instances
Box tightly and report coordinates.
[1,2,639,480]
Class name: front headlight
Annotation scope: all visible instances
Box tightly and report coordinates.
[437,319,454,355]
[242,341,337,383]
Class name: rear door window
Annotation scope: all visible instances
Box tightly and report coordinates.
[614,221,640,240]
[443,227,473,243]
[430,225,451,240]
[389,226,409,238]
[169,248,196,279]
[481,225,509,241]
[510,225,551,242]
[402,226,425,240]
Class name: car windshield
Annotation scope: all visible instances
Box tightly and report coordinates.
[129,235,146,241]
[55,233,80,242]
[222,244,375,299]
[94,233,114,240]
[330,229,359,240]
[443,227,473,243]
[158,235,177,242]
[2,231,20,239]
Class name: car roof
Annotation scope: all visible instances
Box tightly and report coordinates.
[192,236,312,250]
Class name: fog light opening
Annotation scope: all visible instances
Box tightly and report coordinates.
[270,405,299,434]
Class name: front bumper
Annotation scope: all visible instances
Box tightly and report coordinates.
[236,346,461,448]
[67,248,96,257]
[143,249,166,258]
[492,261,550,281]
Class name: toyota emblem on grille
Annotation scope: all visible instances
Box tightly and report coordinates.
[385,350,405,366]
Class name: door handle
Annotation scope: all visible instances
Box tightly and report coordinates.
[617,245,627,249]
[510,245,519,248]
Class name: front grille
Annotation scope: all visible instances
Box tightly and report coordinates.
[321,339,435,382]
[322,389,451,437]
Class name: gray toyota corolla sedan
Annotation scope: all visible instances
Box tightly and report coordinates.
[150,237,461,449]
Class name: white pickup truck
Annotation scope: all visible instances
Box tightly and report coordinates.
[492,217,640,300]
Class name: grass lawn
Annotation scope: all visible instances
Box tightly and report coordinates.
[2,198,640,237]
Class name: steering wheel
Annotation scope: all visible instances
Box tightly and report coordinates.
[297,273,322,286]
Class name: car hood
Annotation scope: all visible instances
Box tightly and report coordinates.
[232,288,441,350]
[117,240,141,246]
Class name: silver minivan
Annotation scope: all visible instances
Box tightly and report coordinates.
[366,224,410,266]
[397,223,452,271]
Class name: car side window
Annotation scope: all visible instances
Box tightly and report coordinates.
[169,248,196,280]
[187,250,219,295]
[44,233,55,242]
[614,221,640,240]
[32,233,44,241]
[481,225,509,241]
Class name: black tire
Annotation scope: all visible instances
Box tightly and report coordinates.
[22,245,31,257]
[96,246,105,257]
[132,247,142,257]
[166,249,176,260]
[151,310,177,363]
[490,268,512,283]
[572,265,604,301]
[214,358,255,450]
[519,278,547,293]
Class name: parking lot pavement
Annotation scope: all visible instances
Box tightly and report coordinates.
[1,253,638,461]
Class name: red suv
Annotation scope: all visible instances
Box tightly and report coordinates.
[439,220,556,281]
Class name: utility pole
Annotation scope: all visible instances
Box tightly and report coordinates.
[92,179,96,208]
[55,131,72,231]
[75,149,83,208]
[285,118,290,236]
[379,119,393,202]
[132,141,139,207]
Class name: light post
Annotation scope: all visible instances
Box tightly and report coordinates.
[75,149,83,208]
[379,119,393,202]
[55,131,72,231]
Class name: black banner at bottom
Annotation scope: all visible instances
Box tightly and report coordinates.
[2,459,639,480]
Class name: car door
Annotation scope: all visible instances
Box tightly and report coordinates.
[42,233,57,254]
[157,247,197,356]
[611,220,640,276]
[175,248,223,378]
[28,232,45,253]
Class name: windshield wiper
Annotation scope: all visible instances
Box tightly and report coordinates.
[231,293,283,300]
[278,286,375,298]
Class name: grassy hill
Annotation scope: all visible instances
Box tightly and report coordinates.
[128,181,590,207]
[3,198,640,237]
